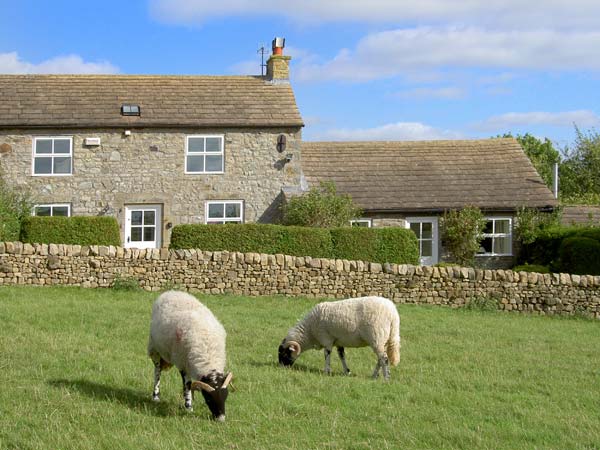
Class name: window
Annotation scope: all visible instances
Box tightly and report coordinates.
[478,217,512,256]
[350,219,372,227]
[33,203,71,217]
[32,137,72,176]
[205,201,243,224]
[121,104,140,116]
[186,136,224,174]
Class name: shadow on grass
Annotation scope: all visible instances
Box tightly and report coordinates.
[48,378,186,418]
[247,360,349,377]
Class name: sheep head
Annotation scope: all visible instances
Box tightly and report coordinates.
[191,372,233,421]
[278,339,301,366]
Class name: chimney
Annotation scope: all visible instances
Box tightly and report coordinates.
[266,37,291,83]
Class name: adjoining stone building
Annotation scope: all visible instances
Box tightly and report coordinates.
[0,40,303,248]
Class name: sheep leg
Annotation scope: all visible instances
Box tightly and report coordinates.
[337,347,351,375]
[324,348,332,374]
[180,370,193,411]
[372,355,390,380]
[152,360,161,402]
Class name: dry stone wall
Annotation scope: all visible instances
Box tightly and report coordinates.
[1,241,599,319]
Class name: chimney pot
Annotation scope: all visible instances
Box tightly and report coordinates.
[272,37,285,55]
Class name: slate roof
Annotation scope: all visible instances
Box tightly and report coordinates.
[561,206,600,226]
[301,138,558,212]
[0,75,303,129]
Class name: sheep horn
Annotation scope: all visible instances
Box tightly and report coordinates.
[191,380,215,393]
[287,340,301,358]
[223,372,233,388]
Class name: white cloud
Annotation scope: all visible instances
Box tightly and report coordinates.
[293,27,600,82]
[313,122,464,141]
[474,110,600,131]
[150,0,600,29]
[395,87,465,100]
[0,52,119,74]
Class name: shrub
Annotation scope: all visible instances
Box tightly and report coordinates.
[440,206,487,266]
[558,237,600,275]
[171,223,419,265]
[0,170,34,241]
[111,274,141,291]
[464,295,500,312]
[20,216,121,246]
[281,181,362,227]
[514,207,561,245]
[170,223,333,258]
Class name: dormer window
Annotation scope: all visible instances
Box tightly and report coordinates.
[121,104,140,116]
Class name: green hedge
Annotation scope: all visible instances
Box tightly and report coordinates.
[171,223,419,265]
[520,226,600,274]
[0,210,20,241]
[20,216,121,246]
[170,224,333,258]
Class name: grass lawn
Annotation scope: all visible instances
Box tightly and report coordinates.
[0,286,599,450]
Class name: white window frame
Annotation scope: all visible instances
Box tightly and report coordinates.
[185,135,224,174]
[32,136,73,176]
[350,218,372,228]
[32,203,71,217]
[205,200,244,224]
[478,217,513,256]
[406,217,439,266]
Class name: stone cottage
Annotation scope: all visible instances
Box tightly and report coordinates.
[0,38,559,267]
[0,40,303,248]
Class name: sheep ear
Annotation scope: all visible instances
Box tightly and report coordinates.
[192,380,215,393]
[222,372,233,389]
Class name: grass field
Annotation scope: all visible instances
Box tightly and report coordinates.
[0,286,599,450]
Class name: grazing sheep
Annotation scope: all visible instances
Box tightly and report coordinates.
[278,296,400,380]
[148,290,232,421]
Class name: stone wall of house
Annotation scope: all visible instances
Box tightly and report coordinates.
[1,241,598,319]
[0,127,303,245]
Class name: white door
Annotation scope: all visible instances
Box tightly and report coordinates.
[125,205,162,249]
[406,217,438,266]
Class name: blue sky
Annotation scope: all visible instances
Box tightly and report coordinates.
[2,1,600,148]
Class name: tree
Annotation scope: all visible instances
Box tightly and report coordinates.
[559,126,600,203]
[0,168,34,241]
[502,133,560,190]
[440,206,487,266]
[281,181,363,228]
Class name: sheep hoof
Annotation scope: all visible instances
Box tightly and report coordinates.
[152,396,160,402]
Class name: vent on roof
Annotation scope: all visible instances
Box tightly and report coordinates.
[121,104,140,116]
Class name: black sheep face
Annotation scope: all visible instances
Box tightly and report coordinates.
[193,372,231,421]
[278,340,299,367]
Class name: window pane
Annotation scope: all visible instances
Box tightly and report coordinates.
[483,220,493,234]
[131,227,142,242]
[205,155,223,172]
[495,219,510,234]
[35,206,51,216]
[421,240,433,257]
[205,137,221,152]
[494,237,511,254]
[53,157,71,174]
[421,222,432,239]
[131,211,143,225]
[144,211,155,225]
[34,157,52,174]
[35,140,52,154]
[188,137,204,152]
[54,139,71,154]
[352,221,369,227]
[410,223,420,237]
[187,155,204,172]
[208,203,224,218]
[479,237,493,253]
[53,206,69,217]
[143,227,155,242]
[225,203,240,218]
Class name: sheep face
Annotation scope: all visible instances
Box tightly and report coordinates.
[278,340,301,367]
[192,372,232,421]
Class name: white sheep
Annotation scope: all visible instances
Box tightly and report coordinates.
[148,290,233,421]
[278,296,400,380]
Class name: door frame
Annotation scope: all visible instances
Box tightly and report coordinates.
[124,204,163,249]
[405,217,439,266]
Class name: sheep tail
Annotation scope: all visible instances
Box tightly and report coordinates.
[386,311,401,367]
